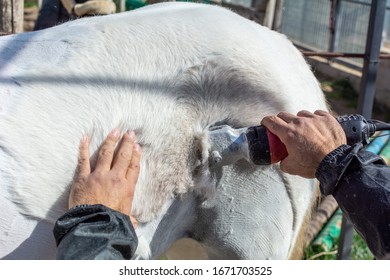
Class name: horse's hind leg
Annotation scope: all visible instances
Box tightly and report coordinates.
[194,162,316,260]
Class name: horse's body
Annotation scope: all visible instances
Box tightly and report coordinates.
[0,3,326,259]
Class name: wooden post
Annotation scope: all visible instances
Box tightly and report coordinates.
[263,0,276,29]
[0,0,24,34]
[272,0,284,31]
[120,0,125,12]
[113,0,126,13]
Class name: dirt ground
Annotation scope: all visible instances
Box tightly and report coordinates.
[316,72,390,122]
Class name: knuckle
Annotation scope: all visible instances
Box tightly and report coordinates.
[99,147,113,158]
[285,128,297,140]
[119,150,131,159]
[262,115,271,122]
[91,171,104,181]
[267,115,275,120]
[269,115,279,123]
[111,175,123,185]
[89,176,99,185]
[130,162,140,171]
[78,157,88,165]
[292,117,303,125]
[314,109,328,115]
[264,115,279,127]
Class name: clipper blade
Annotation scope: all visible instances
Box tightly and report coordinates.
[208,125,250,168]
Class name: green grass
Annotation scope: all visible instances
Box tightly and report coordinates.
[321,78,358,108]
[24,0,38,8]
[351,234,375,260]
[304,232,374,260]
[319,75,390,122]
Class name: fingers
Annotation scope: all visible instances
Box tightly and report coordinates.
[277,111,297,123]
[111,131,136,176]
[94,129,141,177]
[297,110,315,118]
[299,109,331,119]
[314,109,329,117]
[71,129,142,215]
[95,129,121,172]
[126,143,141,182]
[261,111,302,132]
[262,111,315,129]
[261,114,289,136]
[76,135,91,178]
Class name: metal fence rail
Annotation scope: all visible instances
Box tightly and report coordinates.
[282,0,330,50]
[281,0,390,66]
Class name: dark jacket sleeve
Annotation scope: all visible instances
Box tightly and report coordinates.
[53,204,138,260]
[316,144,390,259]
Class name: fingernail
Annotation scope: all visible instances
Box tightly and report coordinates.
[111,129,120,138]
[127,130,135,139]
[134,143,141,152]
[81,135,88,144]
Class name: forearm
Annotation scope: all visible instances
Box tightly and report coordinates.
[316,144,390,259]
[53,204,138,260]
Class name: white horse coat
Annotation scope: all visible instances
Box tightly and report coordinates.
[0,3,327,259]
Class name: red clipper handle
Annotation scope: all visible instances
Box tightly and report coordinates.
[266,129,288,164]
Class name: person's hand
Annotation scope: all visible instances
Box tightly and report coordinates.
[69,129,141,226]
[261,110,347,178]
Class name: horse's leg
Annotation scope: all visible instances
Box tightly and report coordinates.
[194,162,317,259]
[134,193,200,259]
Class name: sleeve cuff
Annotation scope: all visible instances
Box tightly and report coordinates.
[315,144,357,195]
[53,204,138,260]
[54,204,135,246]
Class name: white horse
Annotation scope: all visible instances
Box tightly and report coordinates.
[0,2,327,259]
